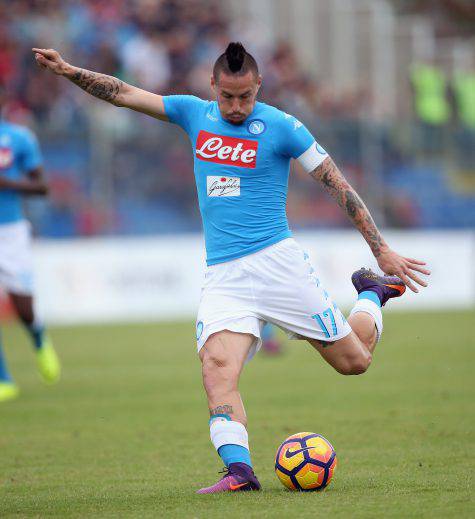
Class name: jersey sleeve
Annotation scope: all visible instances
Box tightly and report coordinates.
[19,129,43,171]
[275,112,329,173]
[162,95,206,133]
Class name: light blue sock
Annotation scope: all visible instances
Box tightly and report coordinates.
[210,415,253,468]
[358,290,382,307]
[218,444,252,468]
[0,330,13,382]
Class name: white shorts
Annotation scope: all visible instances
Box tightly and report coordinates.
[196,238,352,361]
[0,220,34,295]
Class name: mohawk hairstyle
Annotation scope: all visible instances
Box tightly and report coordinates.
[213,42,259,80]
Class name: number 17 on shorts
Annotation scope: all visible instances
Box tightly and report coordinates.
[311,303,347,341]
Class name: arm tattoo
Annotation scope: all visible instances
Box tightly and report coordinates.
[69,68,123,104]
[311,157,385,257]
[210,405,233,417]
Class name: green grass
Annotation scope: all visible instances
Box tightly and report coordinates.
[1,311,474,518]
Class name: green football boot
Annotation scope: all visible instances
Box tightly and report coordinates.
[37,337,61,384]
[0,381,19,403]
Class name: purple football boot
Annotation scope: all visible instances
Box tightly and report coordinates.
[196,462,261,494]
[352,268,406,306]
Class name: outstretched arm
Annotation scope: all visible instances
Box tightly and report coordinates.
[311,157,430,292]
[32,48,168,120]
[0,167,48,195]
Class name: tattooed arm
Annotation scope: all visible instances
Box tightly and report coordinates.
[32,48,167,120]
[311,157,430,291]
[310,157,385,257]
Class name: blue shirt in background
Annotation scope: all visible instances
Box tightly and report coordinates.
[0,121,42,225]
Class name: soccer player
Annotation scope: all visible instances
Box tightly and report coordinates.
[33,43,429,492]
[261,323,283,355]
[0,85,60,402]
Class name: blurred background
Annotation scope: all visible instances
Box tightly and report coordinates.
[2,0,474,235]
[2,5,473,516]
[0,0,474,322]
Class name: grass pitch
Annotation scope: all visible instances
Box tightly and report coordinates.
[1,310,473,518]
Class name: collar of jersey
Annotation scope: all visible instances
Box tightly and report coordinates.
[215,101,261,128]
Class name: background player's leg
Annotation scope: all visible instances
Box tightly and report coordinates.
[9,292,60,384]
[261,323,282,355]
[0,329,13,382]
[0,329,19,402]
[9,293,43,349]
[198,329,261,492]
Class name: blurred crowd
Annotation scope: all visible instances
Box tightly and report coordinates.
[0,0,473,236]
[1,0,361,126]
[1,0,231,127]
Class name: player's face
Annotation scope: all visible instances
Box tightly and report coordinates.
[212,71,262,125]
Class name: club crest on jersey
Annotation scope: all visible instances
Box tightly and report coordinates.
[247,119,266,135]
[0,147,13,169]
[206,112,218,122]
[196,130,258,168]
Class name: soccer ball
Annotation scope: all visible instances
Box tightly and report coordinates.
[275,432,337,491]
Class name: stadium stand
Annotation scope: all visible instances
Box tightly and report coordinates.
[0,0,473,236]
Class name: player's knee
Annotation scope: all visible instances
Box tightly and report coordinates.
[201,350,229,375]
[336,351,372,376]
[201,349,238,394]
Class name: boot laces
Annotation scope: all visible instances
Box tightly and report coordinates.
[218,467,230,479]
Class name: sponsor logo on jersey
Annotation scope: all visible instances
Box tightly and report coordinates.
[0,147,13,169]
[207,176,240,197]
[196,130,258,168]
[247,119,266,135]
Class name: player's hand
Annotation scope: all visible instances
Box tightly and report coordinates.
[0,175,15,190]
[0,176,8,187]
[376,247,430,293]
[32,48,70,76]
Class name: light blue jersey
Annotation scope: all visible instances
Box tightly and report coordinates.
[163,96,328,265]
[0,122,42,225]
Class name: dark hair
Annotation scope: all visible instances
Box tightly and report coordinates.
[213,42,259,80]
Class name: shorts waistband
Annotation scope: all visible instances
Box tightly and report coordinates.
[208,238,296,268]
[0,219,29,232]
